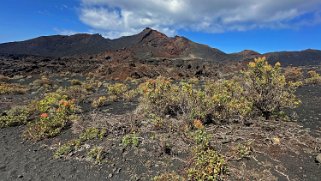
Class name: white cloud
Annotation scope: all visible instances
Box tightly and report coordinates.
[79,0,321,38]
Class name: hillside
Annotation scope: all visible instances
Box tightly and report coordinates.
[0,28,321,66]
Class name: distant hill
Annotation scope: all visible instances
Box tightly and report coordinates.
[1,28,321,66]
[264,49,321,66]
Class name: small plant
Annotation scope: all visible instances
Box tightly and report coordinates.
[54,144,73,159]
[123,89,139,102]
[122,133,139,147]
[153,172,183,181]
[187,148,227,180]
[0,82,28,94]
[32,76,52,87]
[107,95,118,102]
[81,79,103,92]
[235,142,252,160]
[193,129,210,148]
[148,113,165,130]
[192,119,209,148]
[91,96,107,108]
[305,70,321,85]
[54,139,82,159]
[79,127,106,142]
[70,79,82,86]
[0,106,31,128]
[107,83,128,98]
[87,146,105,164]
[63,86,88,102]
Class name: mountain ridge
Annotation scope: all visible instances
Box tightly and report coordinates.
[1,28,321,66]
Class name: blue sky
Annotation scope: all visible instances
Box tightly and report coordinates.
[1,0,321,53]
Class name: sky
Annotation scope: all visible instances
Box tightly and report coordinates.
[1,0,321,53]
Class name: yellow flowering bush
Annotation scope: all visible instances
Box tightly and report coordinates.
[107,83,128,98]
[305,70,321,85]
[138,58,300,123]
[137,77,178,117]
[138,78,210,121]
[205,79,252,120]
[243,57,301,119]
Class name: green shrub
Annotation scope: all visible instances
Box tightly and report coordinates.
[107,83,128,98]
[54,139,82,159]
[243,57,301,119]
[32,76,52,87]
[123,89,139,102]
[63,86,88,102]
[91,96,107,108]
[138,77,251,123]
[0,106,31,128]
[122,133,139,147]
[204,79,252,120]
[138,77,177,117]
[187,148,227,180]
[24,92,77,140]
[54,144,73,159]
[193,129,210,148]
[305,70,321,85]
[148,113,165,130]
[0,82,28,95]
[235,142,252,159]
[79,127,106,141]
[79,79,103,93]
[87,146,105,164]
[138,58,301,122]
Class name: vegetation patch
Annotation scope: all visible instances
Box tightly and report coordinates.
[153,172,183,181]
[2,57,319,180]
[0,82,28,94]
[0,106,31,128]
[24,92,77,140]
[91,96,108,108]
[305,70,321,85]
[87,146,105,164]
[137,57,301,122]
[122,133,140,147]
[243,57,301,119]
[187,148,227,180]
[79,127,106,141]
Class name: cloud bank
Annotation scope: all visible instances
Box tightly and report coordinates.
[79,0,321,38]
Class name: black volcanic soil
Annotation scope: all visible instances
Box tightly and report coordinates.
[296,85,321,131]
[1,28,321,181]
[0,127,114,181]
[1,84,321,181]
